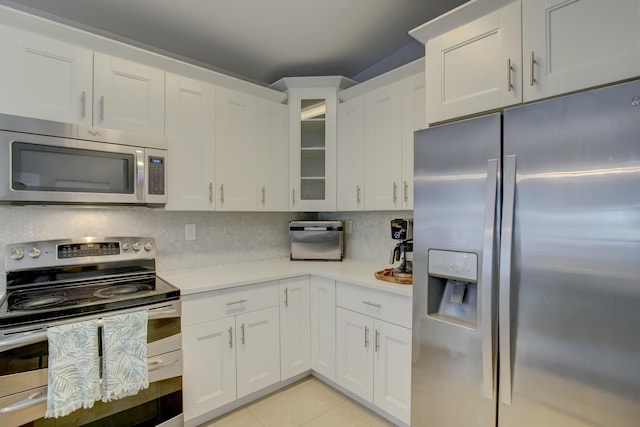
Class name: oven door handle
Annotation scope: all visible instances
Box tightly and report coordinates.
[0,390,47,414]
[0,329,48,352]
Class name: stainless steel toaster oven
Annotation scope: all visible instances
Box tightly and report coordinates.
[289,220,343,261]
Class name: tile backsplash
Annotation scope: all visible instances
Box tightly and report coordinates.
[0,205,411,292]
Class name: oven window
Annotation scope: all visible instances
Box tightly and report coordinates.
[18,377,182,427]
[0,340,48,376]
[11,142,134,194]
[148,317,181,344]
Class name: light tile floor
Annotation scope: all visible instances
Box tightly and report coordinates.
[199,376,395,427]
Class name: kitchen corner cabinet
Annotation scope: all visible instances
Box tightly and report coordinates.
[425,1,522,124]
[335,282,412,424]
[337,96,365,211]
[182,282,280,422]
[0,25,93,126]
[310,276,337,381]
[279,277,311,380]
[257,99,289,211]
[401,72,426,210]
[93,52,165,135]
[522,0,640,102]
[364,81,403,210]
[215,86,259,211]
[164,73,216,211]
[288,87,338,211]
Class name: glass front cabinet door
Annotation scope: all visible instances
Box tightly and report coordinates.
[288,87,339,211]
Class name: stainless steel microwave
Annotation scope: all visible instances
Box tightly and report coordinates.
[0,113,167,205]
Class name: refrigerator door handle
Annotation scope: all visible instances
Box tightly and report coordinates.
[481,158,499,399]
[499,154,517,406]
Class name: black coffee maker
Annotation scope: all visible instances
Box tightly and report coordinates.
[390,218,413,278]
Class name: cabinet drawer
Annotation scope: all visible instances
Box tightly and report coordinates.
[336,282,412,328]
[182,281,279,326]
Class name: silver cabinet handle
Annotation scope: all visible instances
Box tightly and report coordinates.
[375,330,380,353]
[147,355,179,372]
[0,390,46,414]
[226,299,247,306]
[229,326,233,349]
[292,188,295,205]
[362,300,381,308]
[99,95,105,121]
[220,184,224,204]
[530,51,536,87]
[81,91,86,118]
[393,182,398,203]
[261,186,266,205]
[499,155,517,405]
[356,185,361,204]
[481,159,499,399]
[209,182,213,203]
[284,288,289,307]
[507,58,513,92]
[403,181,409,203]
[241,323,245,345]
[364,325,369,348]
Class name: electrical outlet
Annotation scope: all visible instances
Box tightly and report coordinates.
[344,220,353,235]
[185,223,196,241]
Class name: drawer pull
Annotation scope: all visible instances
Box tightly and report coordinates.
[226,299,248,306]
[229,327,233,348]
[375,330,380,352]
[241,324,245,344]
[362,300,382,308]
[284,288,289,307]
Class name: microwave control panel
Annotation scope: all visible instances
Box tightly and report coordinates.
[148,156,165,195]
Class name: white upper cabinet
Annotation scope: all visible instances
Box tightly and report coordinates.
[401,72,426,210]
[522,0,640,102]
[0,25,93,125]
[288,87,338,212]
[364,81,403,211]
[93,52,165,135]
[164,73,216,211]
[257,99,289,211]
[337,96,365,211]
[215,86,258,211]
[425,1,522,123]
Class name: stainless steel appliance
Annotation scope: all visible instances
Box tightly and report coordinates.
[0,113,167,205]
[0,237,182,427]
[289,220,343,261]
[412,80,640,426]
[389,218,413,278]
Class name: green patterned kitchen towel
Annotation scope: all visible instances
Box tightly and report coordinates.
[101,310,149,401]
[45,319,101,418]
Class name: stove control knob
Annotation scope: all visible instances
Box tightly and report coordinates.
[122,242,130,251]
[132,241,142,252]
[10,248,24,260]
[28,246,42,258]
[143,241,153,252]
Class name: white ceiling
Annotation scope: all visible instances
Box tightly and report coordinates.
[1,0,467,86]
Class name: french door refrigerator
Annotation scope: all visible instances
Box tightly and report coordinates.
[412,79,640,427]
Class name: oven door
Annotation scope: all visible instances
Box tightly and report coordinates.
[0,130,148,204]
[0,350,183,427]
[0,300,181,398]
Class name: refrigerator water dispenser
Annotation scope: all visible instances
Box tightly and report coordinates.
[427,249,478,328]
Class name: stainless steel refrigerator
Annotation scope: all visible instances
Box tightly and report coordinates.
[412,79,640,427]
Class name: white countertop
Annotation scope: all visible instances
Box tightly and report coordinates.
[158,259,413,297]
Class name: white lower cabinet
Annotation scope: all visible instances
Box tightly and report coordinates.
[310,276,336,381]
[182,282,280,422]
[336,282,412,424]
[279,277,311,380]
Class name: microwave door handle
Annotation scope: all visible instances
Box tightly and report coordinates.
[136,149,145,202]
[0,329,48,353]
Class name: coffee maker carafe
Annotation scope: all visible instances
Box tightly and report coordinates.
[390,218,413,278]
